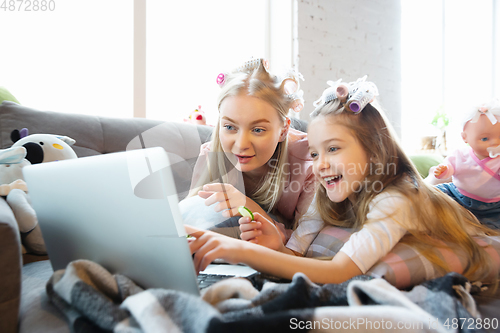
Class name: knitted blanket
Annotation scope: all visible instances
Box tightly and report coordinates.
[46,260,485,333]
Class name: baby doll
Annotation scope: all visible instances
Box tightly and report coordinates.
[431,98,500,229]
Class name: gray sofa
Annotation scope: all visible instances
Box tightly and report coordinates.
[0,101,310,332]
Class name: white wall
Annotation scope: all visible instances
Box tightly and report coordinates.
[294,0,402,137]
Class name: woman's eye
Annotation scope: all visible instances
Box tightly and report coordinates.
[253,128,265,134]
[481,137,488,142]
[223,124,236,131]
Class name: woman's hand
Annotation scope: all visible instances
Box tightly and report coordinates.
[198,183,246,217]
[239,213,286,251]
[198,183,254,218]
[185,225,249,273]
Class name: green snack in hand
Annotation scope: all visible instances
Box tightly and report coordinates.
[238,206,254,220]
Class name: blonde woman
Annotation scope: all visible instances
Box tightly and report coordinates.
[186,77,499,286]
[185,58,315,241]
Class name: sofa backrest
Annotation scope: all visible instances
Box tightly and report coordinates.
[0,101,212,156]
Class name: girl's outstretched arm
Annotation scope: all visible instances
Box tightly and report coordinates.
[185,225,362,285]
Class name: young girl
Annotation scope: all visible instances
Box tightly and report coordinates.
[185,58,316,241]
[431,99,500,229]
[185,77,499,285]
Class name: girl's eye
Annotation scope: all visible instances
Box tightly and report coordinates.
[328,147,339,152]
[223,124,236,131]
[253,128,265,134]
[310,152,318,159]
[481,137,488,142]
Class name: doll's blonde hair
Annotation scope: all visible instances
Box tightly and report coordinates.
[312,100,499,285]
[192,58,299,214]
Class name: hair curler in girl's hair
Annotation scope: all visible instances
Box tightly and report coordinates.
[345,77,379,113]
[313,79,342,108]
[336,83,349,102]
[311,76,379,117]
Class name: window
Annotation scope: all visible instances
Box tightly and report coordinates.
[401,0,499,152]
[0,0,134,117]
[1,0,293,123]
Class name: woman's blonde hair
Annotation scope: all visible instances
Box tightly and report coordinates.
[191,58,300,213]
[312,99,499,284]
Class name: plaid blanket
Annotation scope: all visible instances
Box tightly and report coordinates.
[46,260,485,333]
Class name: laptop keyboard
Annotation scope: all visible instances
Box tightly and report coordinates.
[197,273,234,289]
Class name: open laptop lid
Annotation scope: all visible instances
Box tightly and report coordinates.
[23,147,200,296]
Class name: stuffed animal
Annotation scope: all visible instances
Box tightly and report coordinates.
[0,146,29,196]
[0,128,78,254]
[10,128,78,163]
[184,105,209,126]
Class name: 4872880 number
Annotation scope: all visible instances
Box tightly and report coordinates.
[1,0,55,11]
[444,317,498,330]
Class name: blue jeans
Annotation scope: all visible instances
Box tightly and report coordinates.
[435,183,500,230]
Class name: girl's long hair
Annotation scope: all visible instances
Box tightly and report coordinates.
[313,100,499,284]
[191,59,296,213]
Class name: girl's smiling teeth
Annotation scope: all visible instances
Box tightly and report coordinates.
[323,175,342,185]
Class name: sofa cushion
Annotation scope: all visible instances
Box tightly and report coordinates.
[0,196,22,333]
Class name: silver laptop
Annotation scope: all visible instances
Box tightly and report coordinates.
[23,147,256,296]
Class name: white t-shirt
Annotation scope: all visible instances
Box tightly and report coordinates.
[286,190,415,274]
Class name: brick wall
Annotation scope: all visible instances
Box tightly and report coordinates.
[295,0,402,136]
